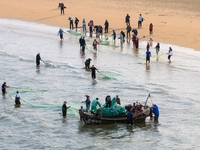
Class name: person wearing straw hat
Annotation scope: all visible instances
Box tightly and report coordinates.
[62,101,70,117]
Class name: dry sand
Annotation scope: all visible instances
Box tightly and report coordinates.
[0,0,200,50]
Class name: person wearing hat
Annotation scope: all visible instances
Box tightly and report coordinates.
[15,91,21,105]
[82,95,91,112]
[62,101,70,117]
[85,58,92,70]
[1,82,10,95]
[36,53,42,66]
[91,98,101,114]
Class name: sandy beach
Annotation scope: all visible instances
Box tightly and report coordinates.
[0,0,200,50]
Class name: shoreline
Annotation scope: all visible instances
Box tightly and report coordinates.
[1,0,200,50]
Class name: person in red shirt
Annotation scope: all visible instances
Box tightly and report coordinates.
[2,82,10,95]
[149,23,153,35]
[92,39,99,50]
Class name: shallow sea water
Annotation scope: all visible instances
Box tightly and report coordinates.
[0,19,200,149]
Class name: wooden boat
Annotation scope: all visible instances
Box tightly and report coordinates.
[81,94,153,124]
[81,107,152,124]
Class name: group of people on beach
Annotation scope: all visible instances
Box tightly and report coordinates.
[1,8,165,123]
[57,1,175,65]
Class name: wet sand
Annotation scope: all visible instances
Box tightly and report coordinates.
[0,0,200,50]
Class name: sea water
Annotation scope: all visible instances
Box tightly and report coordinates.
[0,19,200,149]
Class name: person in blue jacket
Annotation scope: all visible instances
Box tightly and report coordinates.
[146,44,151,65]
[127,109,133,125]
[152,104,159,121]
[57,28,65,40]
[91,98,101,114]
[112,30,116,41]
[82,95,91,112]
[125,14,130,26]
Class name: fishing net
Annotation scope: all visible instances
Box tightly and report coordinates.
[67,30,82,36]
[97,98,126,117]
[99,41,109,45]
[8,87,80,117]
[99,72,117,79]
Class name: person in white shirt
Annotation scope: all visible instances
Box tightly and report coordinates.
[138,14,143,28]
[15,91,21,105]
[167,47,173,63]
[82,19,86,33]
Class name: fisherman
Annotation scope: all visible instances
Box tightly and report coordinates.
[85,58,92,70]
[105,95,112,107]
[132,34,139,49]
[152,104,159,121]
[112,30,116,42]
[121,31,125,42]
[118,32,124,47]
[91,98,101,114]
[126,25,132,39]
[15,91,21,105]
[36,53,42,66]
[127,109,133,125]
[155,43,160,55]
[138,14,143,28]
[125,14,130,26]
[146,43,151,65]
[167,47,173,63]
[98,25,103,37]
[149,23,153,35]
[90,65,99,79]
[79,106,85,121]
[57,28,65,40]
[59,2,65,15]
[115,95,121,105]
[79,36,83,50]
[75,17,79,30]
[80,37,86,52]
[82,19,86,33]
[68,17,74,30]
[62,101,70,117]
[92,39,99,50]
[82,95,91,112]
[104,20,109,33]
[1,82,10,95]
[88,20,94,37]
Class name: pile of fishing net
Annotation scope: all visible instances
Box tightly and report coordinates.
[97,98,126,117]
